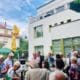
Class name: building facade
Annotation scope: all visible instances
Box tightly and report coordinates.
[0,22,20,49]
[28,0,80,58]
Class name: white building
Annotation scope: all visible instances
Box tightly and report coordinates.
[28,0,80,57]
[0,22,20,49]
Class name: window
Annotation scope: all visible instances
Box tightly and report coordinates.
[40,16,43,19]
[64,37,80,55]
[64,38,72,55]
[52,40,61,54]
[54,23,58,26]
[44,10,54,17]
[56,5,65,13]
[67,19,71,23]
[60,21,64,24]
[35,46,44,55]
[72,37,80,51]
[34,25,43,38]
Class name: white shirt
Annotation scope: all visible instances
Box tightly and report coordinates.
[7,67,14,78]
[4,58,13,68]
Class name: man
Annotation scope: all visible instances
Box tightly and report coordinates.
[47,52,54,67]
[4,52,14,68]
[25,60,49,80]
[49,70,68,80]
[36,51,44,68]
[0,55,7,78]
[7,61,21,80]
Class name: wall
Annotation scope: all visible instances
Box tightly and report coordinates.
[29,8,80,58]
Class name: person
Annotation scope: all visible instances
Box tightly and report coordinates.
[32,52,37,60]
[56,54,65,70]
[25,60,49,80]
[47,52,54,67]
[7,61,21,80]
[36,51,44,68]
[0,55,7,78]
[69,56,78,80]
[42,61,50,70]
[49,70,68,80]
[4,52,14,68]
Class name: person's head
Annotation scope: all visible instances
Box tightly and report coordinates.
[49,71,68,80]
[56,54,61,59]
[8,52,14,59]
[71,56,77,64]
[33,52,36,59]
[36,51,41,57]
[59,53,64,58]
[27,60,39,69]
[0,55,4,64]
[48,52,52,57]
[13,61,20,71]
[73,51,78,57]
[71,48,75,52]
[42,61,49,70]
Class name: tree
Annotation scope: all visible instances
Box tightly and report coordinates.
[20,37,28,52]
[75,0,80,3]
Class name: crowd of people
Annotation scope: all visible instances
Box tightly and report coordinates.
[0,48,80,80]
[0,52,21,80]
[25,49,80,80]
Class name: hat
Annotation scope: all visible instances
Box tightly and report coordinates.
[9,52,14,56]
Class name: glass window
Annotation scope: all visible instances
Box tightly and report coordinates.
[67,19,71,23]
[73,37,80,45]
[72,37,80,51]
[64,38,72,55]
[34,25,43,38]
[35,46,44,55]
[52,40,61,54]
[64,38,72,46]
[44,10,54,17]
[56,5,65,13]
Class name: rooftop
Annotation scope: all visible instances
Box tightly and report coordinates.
[0,22,12,30]
[37,0,55,9]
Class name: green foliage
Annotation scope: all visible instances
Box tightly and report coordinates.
[14,37,28,59]
[0,42,3,48]
[75,0,80,3]
[20,38,28,51]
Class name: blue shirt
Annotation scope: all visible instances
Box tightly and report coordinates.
[0,63,6,78]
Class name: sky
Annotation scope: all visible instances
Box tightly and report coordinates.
[0,0,51,37]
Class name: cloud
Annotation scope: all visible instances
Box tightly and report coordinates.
[0,0,50,37]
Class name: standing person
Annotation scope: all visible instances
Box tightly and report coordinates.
[56,54,65,70]
[4,52,14,68]
[42,61,50,70]
[36,51,44,68]
[47,52,54,67]
[32,52,37,61]
[69,56,78,80]
[0,55,7,79]
[7,61,21,80]
[69,48,77,59]
[25,61,49,80]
